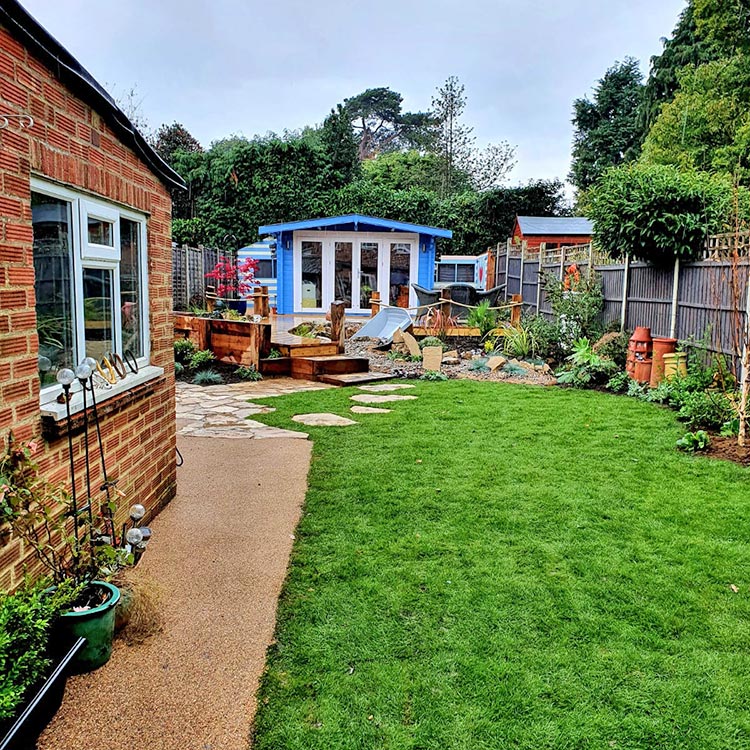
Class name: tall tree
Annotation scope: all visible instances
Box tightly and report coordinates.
[343,87,432,160]
[641,55,750,179]
[319,104,360,187]
[693,0,750,56]
[639,2,720,135]
[569,58,644,191]
[153,122,204,220]
[431,76,475,196]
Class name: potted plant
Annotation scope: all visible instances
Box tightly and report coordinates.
[0,434,133,673]
[205,255,259,315]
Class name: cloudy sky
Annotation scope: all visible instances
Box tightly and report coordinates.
[23,0,686,188]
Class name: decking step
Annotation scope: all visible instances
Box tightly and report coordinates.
[274,343,340,358]
[290,355,369,380]
[317,372,396,386]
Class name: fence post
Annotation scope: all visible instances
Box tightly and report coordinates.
[620,254,630,332]
[669,257,680,338]
[559,245,566,282]
[587,242,593,278]
[519,244,525,303]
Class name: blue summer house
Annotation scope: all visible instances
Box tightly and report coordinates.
[256,214,452,315]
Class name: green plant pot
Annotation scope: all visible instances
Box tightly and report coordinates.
[53,581,120,673]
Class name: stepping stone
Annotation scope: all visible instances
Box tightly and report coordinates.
[358,384,416,392]
[350,394,418,404]
[351,406,392,414]
[292,413,358,427]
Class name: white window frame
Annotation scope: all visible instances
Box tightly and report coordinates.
[31,178,158,418]
[292,231,419,314]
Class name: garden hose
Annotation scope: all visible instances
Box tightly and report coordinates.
[96,357,117,384]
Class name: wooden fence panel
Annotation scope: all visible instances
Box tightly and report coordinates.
[495,250,507,291]
[522,257,540,310]
[625,263,673,337]
[599,266,624,327]
[506,256,522,297]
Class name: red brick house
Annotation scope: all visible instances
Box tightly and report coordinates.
[0,1,184,589]
[511,216,593,250]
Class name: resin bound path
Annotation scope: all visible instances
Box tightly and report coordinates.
[38,381,320,750]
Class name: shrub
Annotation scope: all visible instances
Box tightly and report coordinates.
[676,430,711,452]
[192,369,224,386]
[542,272,604,345]
[420,371,448,381]
[556,337,618,388]
[677,390,734,430]
[606,371,630,393]
[267,349,282,360]
[523,315,563,361]
[419,336,447,351]
[235,365,262,381]
[466,300,497,337]
[593,331,629,369]
[174,338,197,365]
[0,579,81,721]
[587,163,749,264]
[188,349,216,371]
[502,326,536,360]
[174,361,185,378]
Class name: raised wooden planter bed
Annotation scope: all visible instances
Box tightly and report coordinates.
[173,314,271,368]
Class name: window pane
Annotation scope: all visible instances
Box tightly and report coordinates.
[389,242,411,306]
[256,259,275,278]
[360,242,378,309]
[437,264,455,283]
[334,241,352,307]
[83,268,114,362]
[120,218,142,359]
[456,263,475,283]
[301,241,322,308]
[32,193,76,386]
[88,217,114,246]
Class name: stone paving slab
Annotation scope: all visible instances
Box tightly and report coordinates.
[358,383,416,392]
[351,406,392,414]
[292,413,358,427]
[175,378,332,439]
[351,394,418,404]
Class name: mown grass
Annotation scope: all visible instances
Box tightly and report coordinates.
[249,381,750,749]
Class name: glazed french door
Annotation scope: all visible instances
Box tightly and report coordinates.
[293,233,419,313]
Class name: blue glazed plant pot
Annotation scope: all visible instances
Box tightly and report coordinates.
[226,299,248,315]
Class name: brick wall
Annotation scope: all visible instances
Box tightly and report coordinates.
[0,25,176,590]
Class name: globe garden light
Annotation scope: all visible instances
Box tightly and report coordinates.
[56,368,75,386]
[75,363,92,381]
[83,356,98,370]
[129,504,146,521]
[125,527,143,546]
[38,356,52,373]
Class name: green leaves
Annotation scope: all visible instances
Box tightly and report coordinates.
[588,163,750,263]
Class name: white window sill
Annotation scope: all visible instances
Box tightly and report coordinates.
[40,365,165,422]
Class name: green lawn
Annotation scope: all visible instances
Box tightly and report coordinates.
[249,381,750,750]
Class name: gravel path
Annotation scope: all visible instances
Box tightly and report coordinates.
[38,435,312,750]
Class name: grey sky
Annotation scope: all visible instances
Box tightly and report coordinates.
[23,0,686,188]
